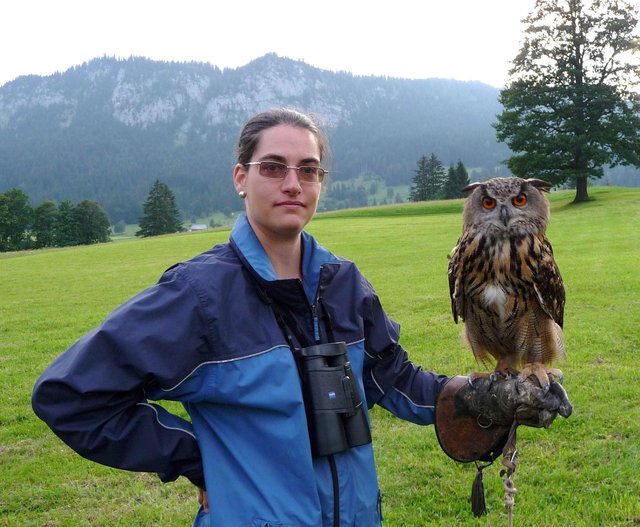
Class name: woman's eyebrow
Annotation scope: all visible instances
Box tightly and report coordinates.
[258,154,321,165]
[300,157,321,165]
[257,154,286,162]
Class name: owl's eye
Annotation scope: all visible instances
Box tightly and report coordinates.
[482,196,496,209]
[512,193,528,207]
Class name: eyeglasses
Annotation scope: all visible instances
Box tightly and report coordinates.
[244,161,327,183]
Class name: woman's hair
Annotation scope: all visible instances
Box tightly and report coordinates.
[236,108,331,166]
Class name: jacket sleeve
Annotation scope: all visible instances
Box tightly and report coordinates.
[361,279,449,425]
[31,267,207,488]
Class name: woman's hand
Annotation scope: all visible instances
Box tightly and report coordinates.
[197,487,209,513]
[458,373,572,427]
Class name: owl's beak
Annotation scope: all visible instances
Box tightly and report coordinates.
[500,205,509,225]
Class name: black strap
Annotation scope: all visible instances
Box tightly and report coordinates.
[328,454,340,527]
[317,295,336,344]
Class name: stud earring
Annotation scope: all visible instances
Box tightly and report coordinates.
[238,190,247,199]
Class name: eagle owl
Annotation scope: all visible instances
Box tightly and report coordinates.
[448,177,565,389]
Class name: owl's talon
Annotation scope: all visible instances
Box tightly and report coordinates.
[519,363,553,393]
[493,361,520,380]
[546,368,564,384]
[468,371,490,389]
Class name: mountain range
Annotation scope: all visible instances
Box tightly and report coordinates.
[0,53,513,224]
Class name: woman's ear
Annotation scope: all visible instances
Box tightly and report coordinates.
[233,163,247,194]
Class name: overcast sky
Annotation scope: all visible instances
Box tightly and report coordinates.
[1,0,538,88]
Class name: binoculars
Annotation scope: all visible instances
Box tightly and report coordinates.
[297,342,372,458]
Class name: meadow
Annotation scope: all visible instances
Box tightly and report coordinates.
[1,187,638,526]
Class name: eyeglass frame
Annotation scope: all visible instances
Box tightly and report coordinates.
[243,161,327,183]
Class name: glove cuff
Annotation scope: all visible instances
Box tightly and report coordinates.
[435,376,509,463]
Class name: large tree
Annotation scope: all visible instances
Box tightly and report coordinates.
[74,200,111,245]
[32,200,58,248]
[0,188,33,252]
[494,0,640,202]
[136,180,183,237]
[54,200,79,247]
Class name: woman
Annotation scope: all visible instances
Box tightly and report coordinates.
[32,108,566,526]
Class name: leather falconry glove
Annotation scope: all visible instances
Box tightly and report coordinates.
[458,374,573,429]
[435,375,572,464]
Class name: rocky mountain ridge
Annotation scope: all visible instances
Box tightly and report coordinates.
[0,54,510,223]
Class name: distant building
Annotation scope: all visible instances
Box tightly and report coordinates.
[189,224,208,232]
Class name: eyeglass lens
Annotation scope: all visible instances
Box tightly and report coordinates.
[258,162,324,182]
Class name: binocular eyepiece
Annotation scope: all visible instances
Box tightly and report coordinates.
[297,342,372,458]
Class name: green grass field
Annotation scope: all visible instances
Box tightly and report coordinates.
[1,187,638,526]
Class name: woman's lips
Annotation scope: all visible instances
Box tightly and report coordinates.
[277,200,305,208]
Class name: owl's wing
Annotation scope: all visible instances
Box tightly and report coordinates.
[533,238,565,328]
[447,235,466,324]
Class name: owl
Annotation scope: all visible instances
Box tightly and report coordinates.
[448,177,565,390]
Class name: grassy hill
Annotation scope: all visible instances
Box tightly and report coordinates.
[1,187,638,525]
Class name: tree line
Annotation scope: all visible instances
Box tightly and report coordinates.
[0,189,111,252]
[0,180,184,252]
[409,156,470,201]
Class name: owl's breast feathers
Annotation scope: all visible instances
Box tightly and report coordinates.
[448,229,565,367]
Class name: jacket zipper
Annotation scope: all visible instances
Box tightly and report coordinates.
[311,302,321,344]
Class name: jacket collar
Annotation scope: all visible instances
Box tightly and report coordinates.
[229,213,339,304]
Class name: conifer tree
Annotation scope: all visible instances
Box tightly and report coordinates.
[136,180,183,237]
[409,156,429,201]
[410,154,446,201]
[443,161,471,199]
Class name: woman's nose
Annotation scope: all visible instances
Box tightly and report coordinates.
[281,168,302,192]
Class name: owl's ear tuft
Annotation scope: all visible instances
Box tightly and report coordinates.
[462,182,484,194]
[525,179,553,193]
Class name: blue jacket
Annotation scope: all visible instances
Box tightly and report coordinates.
[32,214,448,526]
